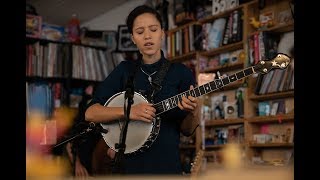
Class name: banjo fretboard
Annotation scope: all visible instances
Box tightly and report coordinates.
[153,67,255,115]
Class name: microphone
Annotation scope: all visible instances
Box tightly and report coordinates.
[125,75,135,101]
[89,122,95,128]
[74,122,108,134]
[89,122,109,134]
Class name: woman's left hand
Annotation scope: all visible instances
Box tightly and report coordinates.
[178,85,198,114]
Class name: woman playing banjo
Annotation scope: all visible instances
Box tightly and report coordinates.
[85,5,200,175]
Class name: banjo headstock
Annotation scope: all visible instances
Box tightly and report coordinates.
[254,53,292,74]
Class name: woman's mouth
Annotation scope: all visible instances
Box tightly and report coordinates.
[144,42,154,47]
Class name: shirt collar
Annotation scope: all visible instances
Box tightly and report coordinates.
[140,50,166,73]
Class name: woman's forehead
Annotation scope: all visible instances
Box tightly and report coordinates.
[133,13,160,27]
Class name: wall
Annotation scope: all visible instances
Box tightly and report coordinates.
[81,0,146,31]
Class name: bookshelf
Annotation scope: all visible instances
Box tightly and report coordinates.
[165,0,294,172]
[26,36,114,153]
[245,0,294,169]
[26,37,112,106]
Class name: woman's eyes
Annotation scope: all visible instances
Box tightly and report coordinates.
[136,28,158,34]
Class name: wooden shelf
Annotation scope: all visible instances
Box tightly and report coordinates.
[179,144,196,149]
[26,76,68,82]
[205,143,245,149]
[26,36,107,50]
[70,78,102,84]
[244,163,294,170]
[198,0,258,24]
[247,114,294,123]
[250,22,294,36]
[73,43,108,50]
[205,118,244,127]
[205,144,225,149]
[200,61,244,73]
[167,21,199,33]
[267,22,294,33]
[249,91,294,101]
[168,51,197,63]
[26,36,70,45]
[199,41,244,57]
[248,142,294,148]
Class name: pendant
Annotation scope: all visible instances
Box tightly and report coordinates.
[148,76,152,83]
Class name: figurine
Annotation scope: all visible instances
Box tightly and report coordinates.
[249,17,261,29]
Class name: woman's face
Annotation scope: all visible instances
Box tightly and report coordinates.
[131,13,164,58]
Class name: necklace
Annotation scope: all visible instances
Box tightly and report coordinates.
[140,67,157,84]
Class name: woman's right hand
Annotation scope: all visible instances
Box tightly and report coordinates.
[129,102,156,122]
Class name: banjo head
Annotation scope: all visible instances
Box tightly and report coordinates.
[100,91,160,155]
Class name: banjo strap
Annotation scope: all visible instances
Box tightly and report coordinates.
[125,55,171,103]
[148,60,171,103]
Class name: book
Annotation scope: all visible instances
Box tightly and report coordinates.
[254,74,264,94]
[258,101,270,116]
[253,33,260,65]
[270,101,279,116]
[259,70,274,94]
[222,13,231,45]
[192,24,203,51]
[262,31,280,60]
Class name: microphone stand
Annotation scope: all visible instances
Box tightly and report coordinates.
[53,122,108,176]
[113,76,134,174]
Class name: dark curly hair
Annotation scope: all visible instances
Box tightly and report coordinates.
[126,5,163,34]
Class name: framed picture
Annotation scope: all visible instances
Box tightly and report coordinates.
[26,14,42,38]
[117,25,138,51]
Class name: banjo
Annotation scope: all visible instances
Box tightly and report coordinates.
[100,53,292,155]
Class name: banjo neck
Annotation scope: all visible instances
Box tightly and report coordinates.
[153,53,291,115]
[153,66,255,115]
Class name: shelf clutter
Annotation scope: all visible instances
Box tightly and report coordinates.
[166,0,294,175]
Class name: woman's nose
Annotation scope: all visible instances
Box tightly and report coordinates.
[144,30,151,39]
